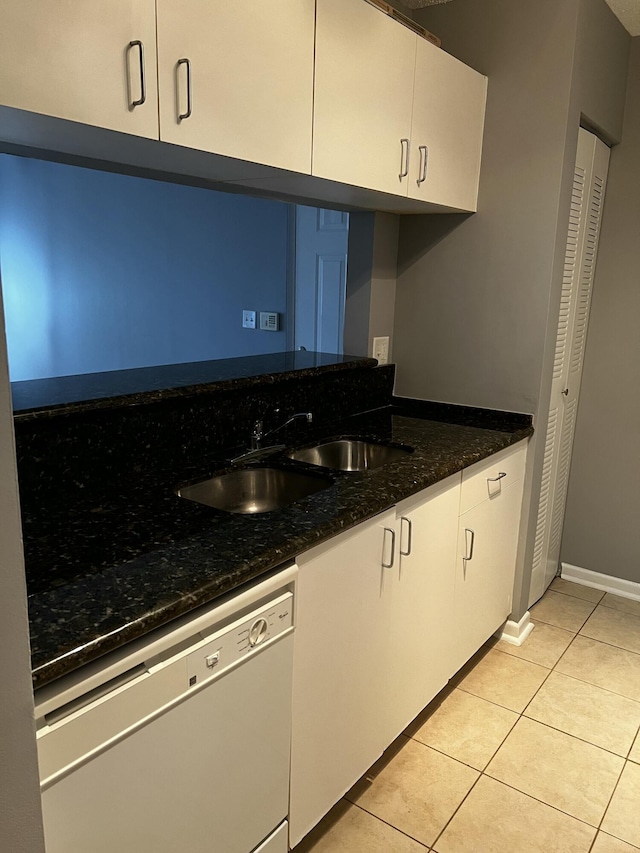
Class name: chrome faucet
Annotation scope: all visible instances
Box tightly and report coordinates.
[251,410,313,450]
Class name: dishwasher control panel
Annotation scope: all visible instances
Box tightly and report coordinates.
[186,591,293,688]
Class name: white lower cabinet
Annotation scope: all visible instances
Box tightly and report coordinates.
[289,475,461,848]
[289,441,528,848]
[386,474,460,741]
[289,510,396,848]
[451,442,527,673]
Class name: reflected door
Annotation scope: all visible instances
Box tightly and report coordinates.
[293,206,349,354]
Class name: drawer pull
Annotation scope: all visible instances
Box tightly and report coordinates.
[399,138,410,180]
[177,57,193,121]
[128,40,146,108]
[400,516,412,557]
[382,527,396,569]
[487,472,507,483]
[463,528,475,562]
[417,144,429,185]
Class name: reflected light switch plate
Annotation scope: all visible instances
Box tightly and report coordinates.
[242,310,256,329]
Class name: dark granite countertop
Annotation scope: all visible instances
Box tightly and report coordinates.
[13,352,375,420]
[28,400,532,690]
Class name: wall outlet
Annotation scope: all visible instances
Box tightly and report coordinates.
[242,310,256,329]
[372,336,390,364]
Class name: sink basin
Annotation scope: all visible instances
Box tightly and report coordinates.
[177,466,333,514]
[286,439,413,472]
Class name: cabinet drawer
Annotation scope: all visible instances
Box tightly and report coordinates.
[460,441,527,515]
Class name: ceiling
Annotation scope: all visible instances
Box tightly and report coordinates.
[604,0,640,34]
[401,0,640,36]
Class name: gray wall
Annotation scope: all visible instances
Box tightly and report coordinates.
[369,213,399,360]
[344,212,398,358]
[395,0,579,414]
[0,282,46,851]
[573,0,629,145]
[395,0,628,615]
[561,38,640,582]
[0,154,290,381]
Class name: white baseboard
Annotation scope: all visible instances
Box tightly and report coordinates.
[497,611,535,646]
[561,563,640,601]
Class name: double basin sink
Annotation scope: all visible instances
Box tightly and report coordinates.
[178,439,413,514]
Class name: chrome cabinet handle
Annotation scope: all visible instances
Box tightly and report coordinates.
[128,40,146,108]
[400,516,412,557]
[382,527,396,569]
[399,138,410,179]
[417,144,429,185]
[177,58,193,121]
[487,472,507,483]
[464,528,475,562]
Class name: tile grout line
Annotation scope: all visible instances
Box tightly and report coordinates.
[532,611,595,634]
[474,611,637,838]
[440,609,640,840]
[493,711,632,766]
[432,622,593,850]
[548,585,605,605]
[547,602,635,852]
[544,665,640,705]
[429,770,485,853]
[520,710,640,761]
[348,799,431,850]
[575,631,640,657]
[589,756,630,850]
[332,582,640,852]
[477,771,605,832]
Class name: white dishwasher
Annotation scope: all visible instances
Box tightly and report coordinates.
[34,564,297,853]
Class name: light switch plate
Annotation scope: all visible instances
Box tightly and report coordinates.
[260,312,279,331]
[242,310,256,329]
[372,336,390,364]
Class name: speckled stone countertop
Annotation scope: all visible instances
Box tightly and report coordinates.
[12,351,375,419]
[28,400,532,690]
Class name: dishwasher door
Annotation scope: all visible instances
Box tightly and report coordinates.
[36,574,295,853]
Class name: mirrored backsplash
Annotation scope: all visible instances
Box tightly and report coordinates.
[0,153,350,383]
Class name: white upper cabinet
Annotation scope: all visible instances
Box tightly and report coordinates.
[156,0,315,173]
[313,0,417,195]
[314,0,487,210]
[0,0,158,139]
[0,0,486,211]
[408,37,487,210]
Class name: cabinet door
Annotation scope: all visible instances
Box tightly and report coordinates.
[408,38,487,211]
[289,510,395,848]
[387,474,460,741]
[156,0,314,173]
[313,0,416,196]
[453,478,524,673]
[0,1,158,138]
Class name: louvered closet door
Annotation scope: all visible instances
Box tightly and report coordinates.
[528,129,610,606]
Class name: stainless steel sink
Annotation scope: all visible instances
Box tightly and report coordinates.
[285,439,413,472]
[177,466,333,514]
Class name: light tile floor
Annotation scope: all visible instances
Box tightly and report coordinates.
[293,579,640,853]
